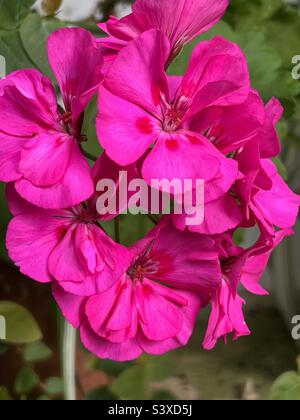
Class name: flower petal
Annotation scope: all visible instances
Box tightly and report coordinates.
[104,29,170,116]
[48,28,104,129]
[97,87,157,166]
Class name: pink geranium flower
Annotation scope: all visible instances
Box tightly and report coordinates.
[5,155,131,296]
[98,0,229,65]
[53,218,222,361]
[174,94,300,235]
[0,28,103,209]
[203,229,293,350]
[97,31,250,199]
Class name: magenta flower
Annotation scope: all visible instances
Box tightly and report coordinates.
[5,156,130,296]
[53,218,221,361]
[174,94,300,235]
[0,28,103,209]
[203,229,292,350]
[98,0,229,64]
[97,31,250,198]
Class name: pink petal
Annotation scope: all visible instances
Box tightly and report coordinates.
[6,210,70,283]
[48,224,86,285]
[241,229,294,295]
[136,218,221,294]
[47,28,103,129]
[0,132,27,182]
[253,160,300,229]
[80,321,142,361]
[135,281,184,341]
[104,29,170,115]
[179,36,250,118]
[97,87,157,166]
[259,98,283,158]
[137,289,202,355]
[133,0,229,51]
[174,193,242,235]
[189,90,265,155]
[0,69,59,136]
[103,13,143,41]
[15,141,94,209]
[142,132,221,187]
[52,284,86,329]
[203,280,250,350]
[19,133,73,187]
[6,183,37,216]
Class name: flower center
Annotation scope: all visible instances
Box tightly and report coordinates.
[127,244,160,282]
[162,107,183,132]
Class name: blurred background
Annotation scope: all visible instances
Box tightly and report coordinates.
[0,0,300,400]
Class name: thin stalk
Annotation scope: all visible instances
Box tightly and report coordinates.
[82,149,98,162]
[62,320,77,401]
[114,217,121,243]
[146,214,158,225]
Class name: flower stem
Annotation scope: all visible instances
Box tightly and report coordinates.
[147,214,158,225]
[114,217,121,243]
[82,149,98,162]
[62,321,77,401]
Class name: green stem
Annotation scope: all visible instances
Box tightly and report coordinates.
[114,217,121,243]
[82,149,98,162]
[62,321,77,401]
[147,214,158,225]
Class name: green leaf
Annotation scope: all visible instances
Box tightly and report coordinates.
[88,357,134,377]
[85,387,118,401]
[269,371,300,400]
[273,157,288,181]
[110,365,149,400]
[0,343,9,357]
[0,386,12,400]
[20,13,65,80]
[0,301,42,344]
[14,367,40,395]
[36,394,51,400]
[0,0,36,30]
[110,355,177,401]
[151,389,177,400]
[43,377,63,396]
[23,341,52,363]
[0,30,34,74]
[81,95,103,159]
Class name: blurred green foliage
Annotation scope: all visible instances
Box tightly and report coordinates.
[269,356,300,400]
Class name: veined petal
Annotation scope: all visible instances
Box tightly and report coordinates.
[97,87,158,166]
[104,29,170,116]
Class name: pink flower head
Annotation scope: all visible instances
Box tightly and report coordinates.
[5,156,130,296]
[174,94,300,235]
[203,228,293,350]
[98,0,229,65]
[53,218,222,361]
[236,153,300,238]
[0,28,103,209]
[97,31,250,198]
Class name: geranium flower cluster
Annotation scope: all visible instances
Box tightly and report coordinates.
[1,0,299,361]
